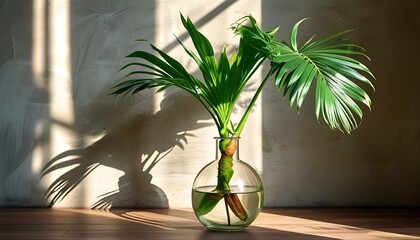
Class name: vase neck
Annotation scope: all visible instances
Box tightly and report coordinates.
[215,137,240,160]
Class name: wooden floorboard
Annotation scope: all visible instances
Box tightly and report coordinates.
[0,208,419,239]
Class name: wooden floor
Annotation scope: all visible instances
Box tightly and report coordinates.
[0,208,419,240]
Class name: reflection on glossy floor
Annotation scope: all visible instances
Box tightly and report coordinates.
[0,208,419,239]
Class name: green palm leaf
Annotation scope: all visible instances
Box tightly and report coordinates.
[112,46,201,97]
[235,17,375,133]
[180,14,270,134]
[288,20,374,133]
[112,14,268,135]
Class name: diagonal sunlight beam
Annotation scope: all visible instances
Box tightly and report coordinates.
[159,0,238,54]
[253,212,419,240]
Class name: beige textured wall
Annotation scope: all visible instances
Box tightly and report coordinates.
[0,0,419,208]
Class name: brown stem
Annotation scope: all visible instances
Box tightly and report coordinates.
[225,193,248,221]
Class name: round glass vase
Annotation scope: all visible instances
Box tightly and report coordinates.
[191,137,264,231]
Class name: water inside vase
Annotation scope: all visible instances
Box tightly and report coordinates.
[192,185,263,231]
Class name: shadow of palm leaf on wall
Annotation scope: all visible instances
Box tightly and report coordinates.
[41,92,209,209]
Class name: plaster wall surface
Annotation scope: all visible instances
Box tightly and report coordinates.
[0,0,419,208]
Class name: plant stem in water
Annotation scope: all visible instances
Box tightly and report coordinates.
[224,195,231,226]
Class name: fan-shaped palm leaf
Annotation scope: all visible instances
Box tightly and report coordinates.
[233,17,375,133]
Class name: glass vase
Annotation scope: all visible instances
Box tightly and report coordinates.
[192,137,264,231]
